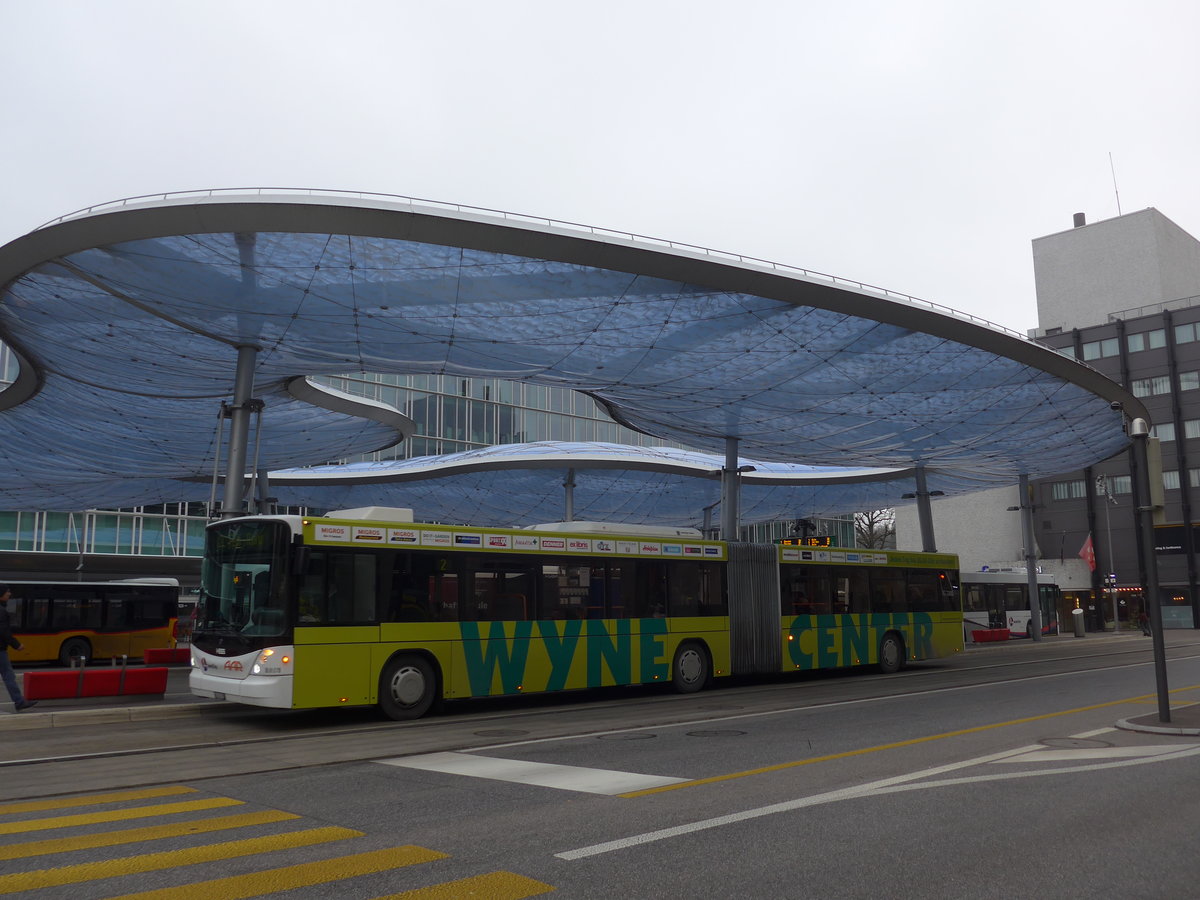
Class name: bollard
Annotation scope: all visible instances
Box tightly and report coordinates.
[73,655,88,696]
[1072,607,1086,638]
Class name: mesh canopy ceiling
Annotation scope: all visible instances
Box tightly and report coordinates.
[0,190,1143,517]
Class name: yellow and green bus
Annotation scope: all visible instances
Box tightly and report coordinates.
[7,578,180,665]
[189,509,962,718]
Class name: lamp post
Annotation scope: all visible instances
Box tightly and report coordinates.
[1096,475,1119,633]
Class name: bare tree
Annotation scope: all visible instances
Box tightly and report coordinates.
[855,508,896,549]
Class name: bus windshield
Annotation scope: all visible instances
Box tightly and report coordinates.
[197,519,290,641]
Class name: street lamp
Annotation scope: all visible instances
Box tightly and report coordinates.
[1096,475,1119,632]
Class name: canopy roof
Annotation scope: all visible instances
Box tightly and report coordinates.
[270,441,936,527]
[0,189,1144,518]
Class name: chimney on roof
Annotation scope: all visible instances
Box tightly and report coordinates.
[1073,212,1087,228]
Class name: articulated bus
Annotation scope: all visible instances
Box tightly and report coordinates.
[189,509,963,719]
[961,570,1061,642]
[6,578,180,665]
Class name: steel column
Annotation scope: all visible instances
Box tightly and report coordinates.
[220,344,258,519]
[1018,474,1043,641]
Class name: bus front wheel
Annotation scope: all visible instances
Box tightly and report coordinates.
[378,655,437,720]
[672,642,710,693]
[58,637,91,667]
[878,633,906,674]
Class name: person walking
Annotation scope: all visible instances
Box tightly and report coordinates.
[0,584,36,711]
[1139,607,1152,637]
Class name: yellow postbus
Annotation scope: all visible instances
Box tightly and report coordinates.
[7,578,180,665]
[189,509,962,718]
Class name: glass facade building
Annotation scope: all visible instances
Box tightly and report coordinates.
[316,373,669,461]
[0,356,854,581]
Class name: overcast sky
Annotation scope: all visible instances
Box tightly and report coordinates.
[3,1,1196,334]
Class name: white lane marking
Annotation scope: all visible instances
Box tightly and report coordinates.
[467,663,1198,756]
[555,737,1200,860]
[1071,727,1118,739]
[377,751,687,795]
[996,744,1187,763]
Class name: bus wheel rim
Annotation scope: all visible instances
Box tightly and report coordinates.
[882,639,899,668]
[677,649,702,684]
[391,666,426,707]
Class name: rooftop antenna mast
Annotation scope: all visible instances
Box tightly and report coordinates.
[1109,152,1122,216]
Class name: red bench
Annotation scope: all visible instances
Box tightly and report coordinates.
[22,666,169,700]
[971,628,1011,643]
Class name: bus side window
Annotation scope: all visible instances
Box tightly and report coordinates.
[869,570,906,613]
[299,549,380,624]
[298,550,327,623]
[607,561,635,618]
[385,554,431,622]
[667,561,700,617]
[835,568,870,614]
[15,590,50,630]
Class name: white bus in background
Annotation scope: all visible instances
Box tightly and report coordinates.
[961,569,1061,642]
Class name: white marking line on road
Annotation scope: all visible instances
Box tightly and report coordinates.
[1071,727,1119,739]
[555,730,1200,861]
[996,744,1187,763]
[466,665,1197,757]
[376,751,687,795]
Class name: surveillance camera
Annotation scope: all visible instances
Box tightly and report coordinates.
[1110,401,1123,411]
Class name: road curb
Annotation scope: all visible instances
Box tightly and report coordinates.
[1115,717,1200,736]
[0,702,223,731]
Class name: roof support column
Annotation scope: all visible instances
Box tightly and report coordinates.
[914,464,937,553]
[1131,417,1171,722]
[563,468,576,522]
[1018,474,1043,642]
[220,343,259,519]
[721,437,741,542]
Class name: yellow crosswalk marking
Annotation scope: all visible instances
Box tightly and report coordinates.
[0,809,298,860]
[375,871,556,899]
[106,845,449,900]
[0,797,243,835]
[0,825,361,893]
[0,786,195,815]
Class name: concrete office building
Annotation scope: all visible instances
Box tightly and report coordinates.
[899,207,1200,630]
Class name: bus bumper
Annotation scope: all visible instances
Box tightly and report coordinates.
[189,669,293,709]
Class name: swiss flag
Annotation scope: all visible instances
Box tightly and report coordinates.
[1079,533,1096,572]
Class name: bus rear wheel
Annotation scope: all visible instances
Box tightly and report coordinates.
[878,633,906,674]
[58,637,91,667]
[672,642,710,693]
[378,655,437,720]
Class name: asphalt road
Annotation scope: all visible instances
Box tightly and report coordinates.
[2,631,1199,898]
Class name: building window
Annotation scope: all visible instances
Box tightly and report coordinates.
[1127,329,1165,352]
[1177,323,1200,345]
[1081,338,1120,361]
[1111,475,1132,494]
[1163,470,1181,490]
[1132,375,1171,397]
[1154,422,1176,442]
[1182,371,1200,392]
[1186,419,1200,440]
[1051,480,1086,500]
